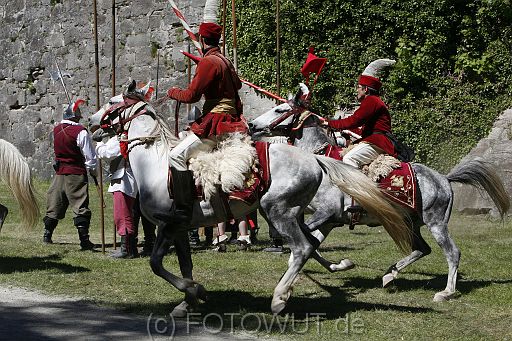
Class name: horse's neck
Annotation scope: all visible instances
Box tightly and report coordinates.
[294,124,333,153]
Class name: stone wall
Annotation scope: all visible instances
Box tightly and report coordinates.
[0,0,275,178]
[452,109,512,217]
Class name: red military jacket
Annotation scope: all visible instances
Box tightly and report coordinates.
[168,47,243,138]
[53,123,87,175]
[327,95,396,156]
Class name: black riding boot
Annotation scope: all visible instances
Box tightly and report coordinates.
[76,224,95,250]
[171,167,194,229]
[43,216,58,244]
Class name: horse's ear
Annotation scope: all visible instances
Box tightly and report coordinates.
[127,80,137,93]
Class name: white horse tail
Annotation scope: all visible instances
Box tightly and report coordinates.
[447,159,510,217]
[315,155,412,254]
[0,139,40,229]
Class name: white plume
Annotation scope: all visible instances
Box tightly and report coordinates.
[362,59,396,78]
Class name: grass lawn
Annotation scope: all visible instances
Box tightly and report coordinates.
[1,180,512,340]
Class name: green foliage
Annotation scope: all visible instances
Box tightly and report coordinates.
[150,41,160,59]
[227,0,512,170]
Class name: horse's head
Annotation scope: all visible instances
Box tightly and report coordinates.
[249,83,311,140]
[89,80,154,142]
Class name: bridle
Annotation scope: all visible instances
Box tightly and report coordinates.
[100,94,155,131]
[99,94,157,157]
[264,101,336,154]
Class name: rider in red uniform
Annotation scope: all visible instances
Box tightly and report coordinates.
[326,59,396,212]
[327,73,396,168]
[166,22,246,228]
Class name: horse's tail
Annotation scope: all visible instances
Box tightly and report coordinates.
[447,159,510,218]
[0,139,40,229]
[315,155,412,254]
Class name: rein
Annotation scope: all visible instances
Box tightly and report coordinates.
[267,101,308,130]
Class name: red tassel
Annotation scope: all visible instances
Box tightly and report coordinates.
[119,133,129,159]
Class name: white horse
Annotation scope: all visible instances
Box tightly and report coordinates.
[249,84,510,302]
[0,139,39,232]
[89,81,412,314]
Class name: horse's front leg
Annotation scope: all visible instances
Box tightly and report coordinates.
[150,224,207,311]
[170,231,208,317]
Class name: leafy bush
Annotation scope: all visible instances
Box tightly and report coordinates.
[225,0,512,170]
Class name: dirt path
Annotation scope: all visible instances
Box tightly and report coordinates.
[0,285,260,340]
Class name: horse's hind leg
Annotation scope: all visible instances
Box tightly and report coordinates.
[0,204,8,231]
[309,227,355,272]
[428,222,460,302]
[383,225,432,287]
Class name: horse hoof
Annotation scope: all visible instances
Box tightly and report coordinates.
[196,284,209,302]
[271,298,287,314]
[330,259,355,272]
[170,300,193,318]
[382,273,395,288]
[433,291,456,302]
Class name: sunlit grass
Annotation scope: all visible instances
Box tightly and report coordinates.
[1,180,511,340]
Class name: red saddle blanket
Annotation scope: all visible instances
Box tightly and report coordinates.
[377,162,417,210]
[167,141,271,206]
[322,144,417,210]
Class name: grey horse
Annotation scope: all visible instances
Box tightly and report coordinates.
[88,81,412,314]
[249,85,510,302]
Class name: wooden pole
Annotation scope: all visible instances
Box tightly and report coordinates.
[275,0,280,98]
[156,50,160,100]
[187,42,191,113]
[230,0,237,70]
[111,0,117,250]
[222,0,227,55]
[93,0,106,254]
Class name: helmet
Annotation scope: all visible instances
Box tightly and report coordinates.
[63,99,85,120]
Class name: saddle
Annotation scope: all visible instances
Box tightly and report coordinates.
[167,134,271,207]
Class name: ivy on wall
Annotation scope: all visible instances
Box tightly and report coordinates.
[224,0,512,171]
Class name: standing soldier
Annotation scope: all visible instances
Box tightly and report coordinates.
[43,99,97,250]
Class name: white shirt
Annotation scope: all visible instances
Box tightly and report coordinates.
[60,119,97,171]
[95,136,138,198]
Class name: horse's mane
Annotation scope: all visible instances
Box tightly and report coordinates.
[152,112,181,149]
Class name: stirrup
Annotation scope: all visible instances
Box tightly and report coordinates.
[348,211,361,230]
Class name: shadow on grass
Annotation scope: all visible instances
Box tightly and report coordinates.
[334,271,512,296]
[0,255,90,274]
[113,286,434,321]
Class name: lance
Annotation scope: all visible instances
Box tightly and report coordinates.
[230,0,238,70]
[53,57,72,105]
[93,0,106,253]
